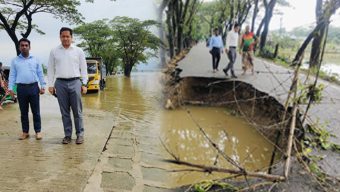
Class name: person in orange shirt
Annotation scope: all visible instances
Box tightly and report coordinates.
[240,25,257,75]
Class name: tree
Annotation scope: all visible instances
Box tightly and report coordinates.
[74,19,119,75]
[0,0,84,55]
[309,0,324,68]
[110,16,162,77]
[194,0,252,45]
[157,0,171,65]
[259,0,277,51]
[251,0,259,33]
[293,0,340,67]
[256,0,289,51]
[165,0,201,58]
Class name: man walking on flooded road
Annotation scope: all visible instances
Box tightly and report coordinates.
[8,38,46,140]
[47,27,88,144]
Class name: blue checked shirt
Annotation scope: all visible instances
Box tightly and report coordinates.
[208,35,224,50]
[8,54,46,91]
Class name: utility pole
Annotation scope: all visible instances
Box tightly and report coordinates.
[279,17,283,36]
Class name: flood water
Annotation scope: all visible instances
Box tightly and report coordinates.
[83,72,275,187]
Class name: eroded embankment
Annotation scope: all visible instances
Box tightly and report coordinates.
[163,73,304,151]
[162,50,340,191]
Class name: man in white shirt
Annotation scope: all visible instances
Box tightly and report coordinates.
[47,27,88,144]
[223,23,240,78]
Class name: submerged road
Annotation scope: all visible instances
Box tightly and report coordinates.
[177,42,340,178]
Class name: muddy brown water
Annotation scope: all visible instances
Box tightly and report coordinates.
[83,72,275,187]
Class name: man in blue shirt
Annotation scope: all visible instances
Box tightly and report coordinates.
[8,38,46,140]
[208,28,224,73]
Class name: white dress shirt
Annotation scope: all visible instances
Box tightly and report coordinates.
[47,44,88,86]
[225,30,239,48]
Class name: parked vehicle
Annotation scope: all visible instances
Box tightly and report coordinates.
[86,57,106,92]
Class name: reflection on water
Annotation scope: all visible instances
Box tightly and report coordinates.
[83,72,274,187]
[162,107,274,186]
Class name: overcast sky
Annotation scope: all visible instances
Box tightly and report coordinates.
[1,0,340,66]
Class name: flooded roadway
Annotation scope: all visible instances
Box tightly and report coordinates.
[0,72,275,191]
[84,72,275,191]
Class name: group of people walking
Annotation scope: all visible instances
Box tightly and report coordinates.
[207,24,257,77]
[6,27,88,144]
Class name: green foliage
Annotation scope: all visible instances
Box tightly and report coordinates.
[297,81,324,104]
[304,121,340,151]
[74,19,111,57]
[288,26,340,51]
[74,19,119,75]
[33,0,83,24]
[0,0,85,54]
[289,26,311,38]
[308,161,327,182]
[196,0,230,35]
[327,26,340,45]
[261,32,301,62]
[74,16,162,77]
[110,16,162,76]
[193,180,238,192]
[0,0,84,33]
[300,120,340,183]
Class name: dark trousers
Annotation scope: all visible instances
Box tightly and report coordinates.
[17,82,41,133]
[211,47,221,70]
[225,47,237,76]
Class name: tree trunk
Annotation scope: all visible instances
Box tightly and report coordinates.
[124,62,133,77]
[310,26,327,67]
[166,8,175,59]
[176,0,183,55]
[177,25,183,55]
[293,0,340,66]
[256,17,265,37]
[274,43,279,58]
[158,0,171,66]
[228,0,235,31]
[260,0,277,51]
[251,0,259,32]
[309,0,324,68]
[237,0,252,27]
[292,21,326,66]
[12,34,20,56]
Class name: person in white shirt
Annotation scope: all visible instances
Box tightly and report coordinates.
[223,23,240,78]
[208,28,224,73]
[47,27,88,144]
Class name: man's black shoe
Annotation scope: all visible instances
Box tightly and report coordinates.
[231,75,238,78]
[223,68,229,76]
[76,136,84,144]
[62,136,71,144]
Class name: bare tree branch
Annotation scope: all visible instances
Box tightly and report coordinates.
[164,159,285,181]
